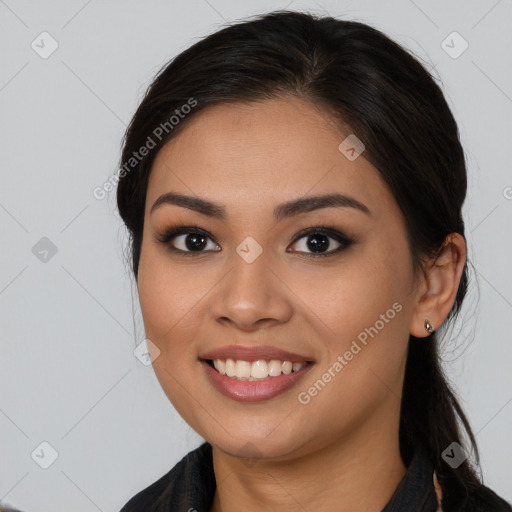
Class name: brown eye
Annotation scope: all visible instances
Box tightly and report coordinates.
[156,227,221,255]
[288,227,354,258]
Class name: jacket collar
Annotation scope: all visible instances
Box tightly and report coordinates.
[126,442,440,511]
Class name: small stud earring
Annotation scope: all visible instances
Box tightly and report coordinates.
[424,319,434,334]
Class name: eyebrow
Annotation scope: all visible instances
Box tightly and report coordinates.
[150,191,371,221]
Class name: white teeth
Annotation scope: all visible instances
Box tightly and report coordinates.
[235,360,251,378]
[213,359,225,374]
[282,361,293,375]
[268,360,282,377]
[211,358,308,380]
[251,360,268,379]
[225,358,236,377]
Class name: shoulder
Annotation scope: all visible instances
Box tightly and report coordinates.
[119,442,215,512]
[435,471,511,511]
[442,483,512,511]
[463,484,512,511]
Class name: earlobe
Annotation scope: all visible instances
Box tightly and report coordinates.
[424,319,435,335]
[409,233,467,338]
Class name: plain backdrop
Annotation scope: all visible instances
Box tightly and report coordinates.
[1,1,511,510]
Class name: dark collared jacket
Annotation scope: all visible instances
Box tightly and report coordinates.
[120,443,511,511]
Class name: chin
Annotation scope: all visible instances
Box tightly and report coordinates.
[211,434,303,463]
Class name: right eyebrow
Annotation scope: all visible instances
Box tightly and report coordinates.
[150,192,226,219]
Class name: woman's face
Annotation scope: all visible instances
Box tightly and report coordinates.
[137,97,420,461]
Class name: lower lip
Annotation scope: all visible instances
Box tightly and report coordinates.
[201,360,313,402]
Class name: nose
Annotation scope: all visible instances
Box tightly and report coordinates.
[209,249,293,332]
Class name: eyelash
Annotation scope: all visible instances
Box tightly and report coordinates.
[155,224,355,259]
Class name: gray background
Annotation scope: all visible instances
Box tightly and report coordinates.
[1,0,511,510]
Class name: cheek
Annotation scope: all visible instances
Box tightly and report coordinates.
[136,248,206,425]
[138,242,204,336]
[137,245,195,364]
[291,238,413,401]
[293,248,411,347]
[302,242,413,397]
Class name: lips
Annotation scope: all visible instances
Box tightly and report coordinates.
[200,345,315,402]
[200,345,313,363]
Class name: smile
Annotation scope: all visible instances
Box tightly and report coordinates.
[209,358,308,380]
[199,345,315,402]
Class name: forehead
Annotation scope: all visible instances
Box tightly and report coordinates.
[147,97,394,218]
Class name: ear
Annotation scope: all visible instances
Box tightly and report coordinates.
[410,233,467,338]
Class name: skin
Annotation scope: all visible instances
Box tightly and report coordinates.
[137,96,466,511]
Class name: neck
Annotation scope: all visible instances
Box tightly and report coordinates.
[209,405,407,512]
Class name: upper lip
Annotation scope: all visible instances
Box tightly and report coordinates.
[200,345,314,363]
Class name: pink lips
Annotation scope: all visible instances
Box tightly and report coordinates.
[200,345,312,363]
[200,345,314,402]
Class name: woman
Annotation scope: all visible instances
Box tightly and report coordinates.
[116,10,511,511]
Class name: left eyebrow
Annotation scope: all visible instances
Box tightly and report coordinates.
[273,193,371,222]
[149,191,371,221]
